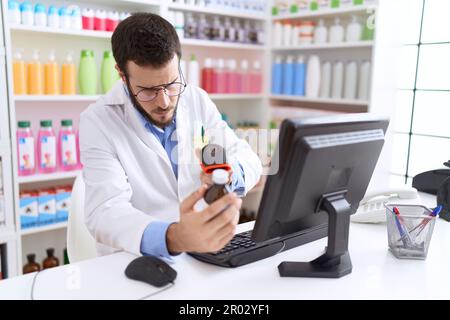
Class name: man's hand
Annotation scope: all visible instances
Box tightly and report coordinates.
[167,184,242,253]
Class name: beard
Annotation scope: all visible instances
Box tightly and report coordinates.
[125,79,178,128]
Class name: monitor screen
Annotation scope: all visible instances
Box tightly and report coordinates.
[252,114,389,243]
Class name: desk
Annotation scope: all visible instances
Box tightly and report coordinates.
[1,193,449,300]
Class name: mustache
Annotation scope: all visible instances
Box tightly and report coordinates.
[153,107,174,113]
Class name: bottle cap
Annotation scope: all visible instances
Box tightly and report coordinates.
[103,50,113,59]
[20,2,32,12]
[59,6,69,16]
[61,119,73,126]
[81,49,94,58]
[27,253,36,263]
[212,169,229,185]
[48,5,58,15]
[18,121,31,128]
[34,3,46,14]
[46,248,55,257]
[8,0,20,10]
[40,120,52,127]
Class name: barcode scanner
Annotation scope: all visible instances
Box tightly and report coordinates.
[200,144,232,174]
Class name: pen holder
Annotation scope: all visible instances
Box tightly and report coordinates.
[385,204,437,260]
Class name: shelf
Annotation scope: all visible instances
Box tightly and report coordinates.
[17,170,81,184]
[181,38,265,50]
[20,222,67,236]
[272,5,375,21]
[0,229,16,244]
[9,24,112,39]
[14,95,100,102]
[209,94,264,100]
[272,41,374,51]
[270,95,369,106]
[167,3,266,21]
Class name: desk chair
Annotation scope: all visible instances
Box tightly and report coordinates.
[67,173,97,263]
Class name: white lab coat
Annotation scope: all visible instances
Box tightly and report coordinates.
[79,82,263,256]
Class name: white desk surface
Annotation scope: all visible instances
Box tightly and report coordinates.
[1,193,449,300]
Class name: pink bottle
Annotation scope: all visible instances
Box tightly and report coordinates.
[241,60,251,93]
[94,9,107,31]
[105,11,119,32]
[17,121,36,176]
[37,120,57,174]
[227,59,240,94]
[250,61,263,93]
[58,119,79,171]
[214,59,227,94]
[81,8,94,30]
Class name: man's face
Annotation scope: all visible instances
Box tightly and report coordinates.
[119,55,181,128]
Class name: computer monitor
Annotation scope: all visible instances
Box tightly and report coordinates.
[252,114,389,278]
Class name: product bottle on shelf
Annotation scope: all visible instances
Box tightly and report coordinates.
[320,61,332,98]
[37,120,57,174]
[59,7,71,29]
[44,50,60,95]
[227,59,240,94]
[106,10,120,32]
[94,9,107,31]
[184,13,198,39]
[42,248,60,269]
[58,119,79,171]
[346,15,362,42]
[27,49,44,95]
[250,61,263,94]
[62,52,76,95]
[306,55,321,98]
[329,17,344,43]
[81,8,95,30]
[34,3,47,27]
[271,56,283,95]
[358,60,371,100]
[101,50,120,94]
[241,60,250,94]
[47,5,59,28]
[293,55,306,96]
[314,19,328,44]
[215,58,227,94]
[188,54,200,87]
[344,61,358,100]
[20,2,34,26]
[8,0,21,25]
[235,19,246,43]
[17,121,35,176]
[212,16,225,41]
[13,49,27,95]
[198,14,210,40]
[174,11,185,40]
[23,254,41,274]
[282,55,294,96]
[201,58,215,93]
[70,6,83,30]
[79,50,97,95]
[224,17,236,42]
[332,60,344,99]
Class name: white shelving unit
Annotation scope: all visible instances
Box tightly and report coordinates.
[268,1,378,112]
[167,3,266,21]
[17,170,81,184]
[20,222,68,236]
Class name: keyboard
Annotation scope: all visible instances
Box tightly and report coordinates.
[188,224,328,268]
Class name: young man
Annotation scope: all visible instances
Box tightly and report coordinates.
[79,13,262,260]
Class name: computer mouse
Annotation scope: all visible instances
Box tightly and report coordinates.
[125,256,177,287]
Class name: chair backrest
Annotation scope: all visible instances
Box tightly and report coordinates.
[67,173,97,263]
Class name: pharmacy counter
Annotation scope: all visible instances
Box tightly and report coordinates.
[1,194,450,300]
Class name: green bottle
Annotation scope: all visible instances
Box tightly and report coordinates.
[79,50,97,95]
[101,50,120,94]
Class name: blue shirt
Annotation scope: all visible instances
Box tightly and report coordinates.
[136,109,246,261]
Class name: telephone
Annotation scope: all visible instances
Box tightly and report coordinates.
[351,187,420,224]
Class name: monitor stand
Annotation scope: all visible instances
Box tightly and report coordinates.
[278,191,352,278]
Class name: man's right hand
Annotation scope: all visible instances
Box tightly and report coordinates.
[167,184,242,254]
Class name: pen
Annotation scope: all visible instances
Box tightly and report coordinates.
[410,205,442,236]
[393,207,413,246]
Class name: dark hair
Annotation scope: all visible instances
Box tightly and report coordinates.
[111,12,181,75]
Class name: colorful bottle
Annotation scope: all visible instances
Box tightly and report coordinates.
[201,58,215,93]
[42,248,60,269]
[293,55,306,96]
[27,50,44,95]
[23,254,40,274]
[37,120,57,174]
[271,56,283,95]
[47,5,59,28]
[241,60,250,93]
[79,50,97,95]
[58,120,79,171]
[44,51,60,95]
[101,50,120,94]
[17,121,35,176]
[20,2,34,26]
[34,3,47,27]
[13,49,27,95]
[188,54,200,87]
[8,0,21,25]
[282,55,294,96]
[62,52,76,95]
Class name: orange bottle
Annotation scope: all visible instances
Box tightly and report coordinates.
[44,50,60,95]
[27,49,44,95]
[61,52,76,95]
[13,50,27,95]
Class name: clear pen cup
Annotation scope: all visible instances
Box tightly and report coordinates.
[385,204,437,260]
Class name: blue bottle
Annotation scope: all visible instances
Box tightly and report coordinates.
[271,56,283,95]
[293,55,306,96]
[282,55,294,96]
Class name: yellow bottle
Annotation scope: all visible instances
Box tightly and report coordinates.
[44,51,60,95]
[61,52,76,95]
[13,50,27,95]
[27,49,44,95]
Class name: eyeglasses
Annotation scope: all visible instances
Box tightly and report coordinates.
[133,67,187,102]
